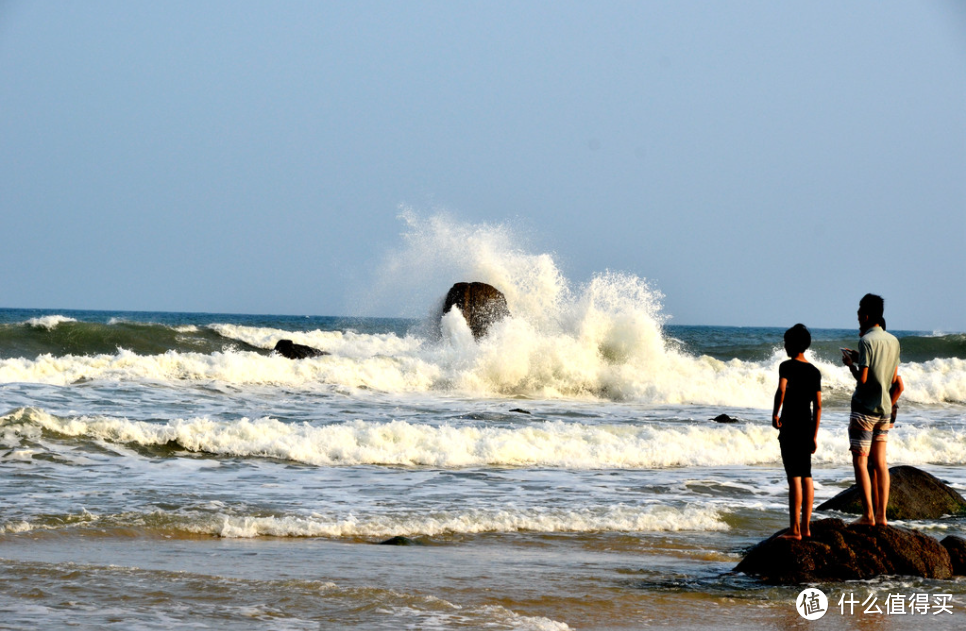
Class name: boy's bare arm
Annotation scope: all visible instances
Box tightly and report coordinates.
[772,378,787,429]
[811,391,822,454]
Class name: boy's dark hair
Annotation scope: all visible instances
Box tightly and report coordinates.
[859,293,885,324]
[784,323,811,356]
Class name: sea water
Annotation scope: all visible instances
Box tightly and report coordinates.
[2,217,966,629]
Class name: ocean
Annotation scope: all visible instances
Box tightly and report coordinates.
[2,293,966,629]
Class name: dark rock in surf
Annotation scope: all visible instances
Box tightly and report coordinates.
[378,536,424,546]
[816,466,966,520]
[439,282,510,339]
[712,414,739,424]
[510,408,531,415]
[735,518,953,584]
[941,536,966,575]
[273,339,328,360]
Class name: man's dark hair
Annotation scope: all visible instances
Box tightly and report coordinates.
[784,323,811,356]
[859,293,885,326]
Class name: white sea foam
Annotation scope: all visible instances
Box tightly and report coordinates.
[7,407,966,468]
[201,503,729,538]
[25,315,76,330]
[209,323,420,357]
[4,214,965,406]
[0,348,441,392]
[895,358,966,405]
[1,342,963,406]
[370,597,572,631]
[1,521,32,534]
[471,607,572,631]
[0,503,728,538]
[404,605,572,631]
[364,209,571,327]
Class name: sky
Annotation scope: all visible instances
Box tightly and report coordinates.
[1,1,964,330]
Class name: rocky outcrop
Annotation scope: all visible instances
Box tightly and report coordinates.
[941,536,966,575]
[273,339,328,359]
[439,282,510,339]
[816,466,966,520]
[712,414,740,423]
[735,518,954,584]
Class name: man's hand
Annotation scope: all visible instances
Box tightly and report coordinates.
[811,438,817,454]
[772,414,781,429]
[842,349,856,367]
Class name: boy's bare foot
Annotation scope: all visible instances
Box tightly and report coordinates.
[777,532,802,540]
[875,517,888,527]
[801,527,811,539]
[852,516,876,526]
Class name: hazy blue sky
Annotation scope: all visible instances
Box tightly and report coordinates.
[1,1,964,330]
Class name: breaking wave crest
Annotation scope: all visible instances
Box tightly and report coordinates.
[1,503,729,538]
[1,341,963,406]
[1,214,964,405]
[6,407,966,468]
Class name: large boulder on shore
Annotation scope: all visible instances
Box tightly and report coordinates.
[735,518,954,584]
[816,465,966,520]
[439,282,510,339]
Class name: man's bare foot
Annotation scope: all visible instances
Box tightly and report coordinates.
[875,517,888,527]
[801,527,811,539]
[852,516,876,526]
[778,532,802,540]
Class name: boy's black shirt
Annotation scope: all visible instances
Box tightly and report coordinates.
[778,359,822,443]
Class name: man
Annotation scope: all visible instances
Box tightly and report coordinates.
[842,294,901,526]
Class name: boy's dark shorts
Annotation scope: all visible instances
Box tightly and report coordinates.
[780,440,812,479]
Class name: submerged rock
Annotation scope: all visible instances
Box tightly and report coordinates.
[378,536,425,546]
[273,339,328,359]
[816,465,966,520]
[712,414,740,423]
[735,518,953,584]
[439,282,510,339]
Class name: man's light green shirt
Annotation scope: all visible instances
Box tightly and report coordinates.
[852,326,901,416]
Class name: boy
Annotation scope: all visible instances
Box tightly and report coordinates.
[772,323,823,540]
